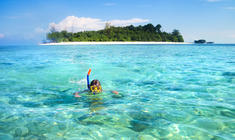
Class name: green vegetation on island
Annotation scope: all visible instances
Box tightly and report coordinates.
[47,23,184,43]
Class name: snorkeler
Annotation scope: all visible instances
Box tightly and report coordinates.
[74,69,119,97]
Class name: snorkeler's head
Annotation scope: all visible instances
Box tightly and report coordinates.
[90,79,102,93]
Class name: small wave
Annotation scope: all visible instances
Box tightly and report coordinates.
[69,78,87,85]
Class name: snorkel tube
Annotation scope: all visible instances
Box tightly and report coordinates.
[87,68,99,95]
[87,68,91,90]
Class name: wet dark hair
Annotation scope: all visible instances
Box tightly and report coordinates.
[90,79,101,87]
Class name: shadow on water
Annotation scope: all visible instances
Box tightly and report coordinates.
[74,95,109,126]
[84,95,105,113]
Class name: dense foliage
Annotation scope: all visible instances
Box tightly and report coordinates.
[47,23,184,42]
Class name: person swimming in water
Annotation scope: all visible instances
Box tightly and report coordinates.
[74,69,118,97]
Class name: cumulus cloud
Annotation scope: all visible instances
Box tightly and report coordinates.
[49,16,105,32]
[49,16,149,33]
[0,33,5,39]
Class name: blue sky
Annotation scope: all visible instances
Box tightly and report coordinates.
[0,0,235,44]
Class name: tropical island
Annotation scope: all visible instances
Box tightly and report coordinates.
[46,23,184,43]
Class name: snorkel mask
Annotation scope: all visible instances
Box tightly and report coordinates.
[90,85,102,93]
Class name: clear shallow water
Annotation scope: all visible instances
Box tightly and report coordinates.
[0,44,234,140]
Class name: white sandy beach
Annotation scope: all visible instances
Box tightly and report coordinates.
[40,42,193,45]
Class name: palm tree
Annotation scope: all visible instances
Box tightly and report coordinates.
[155,24,162,33]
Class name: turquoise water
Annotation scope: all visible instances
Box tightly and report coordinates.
[0,44,234,140]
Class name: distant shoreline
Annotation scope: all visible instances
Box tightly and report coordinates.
[40,42,193,45]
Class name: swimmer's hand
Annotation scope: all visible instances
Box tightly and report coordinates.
[74,89,88,97]
[112,91,119,95]
[74,92,81,98]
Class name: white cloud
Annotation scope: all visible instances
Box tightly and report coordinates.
[49,16,104,32]
[109,18,149,27]
[49,16,149,33]
[0,33,5,39]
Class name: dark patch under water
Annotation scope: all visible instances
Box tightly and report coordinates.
[222,72,235,77]
[165,86,184,91]
[0,62,14,66]
[132,69,141,73]
[220,110,235,118]
[22,102,42,108]
[33,65,46,69]
[129,120,151,132]
[128,110,156,132]
[227,61,235,64]
[114,79,133,85]
[135,80,157,88]
[76,55,82,58]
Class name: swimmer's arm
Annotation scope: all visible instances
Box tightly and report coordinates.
[74,89,89,97]
[74,92,81,97]
[112,91,119,95]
